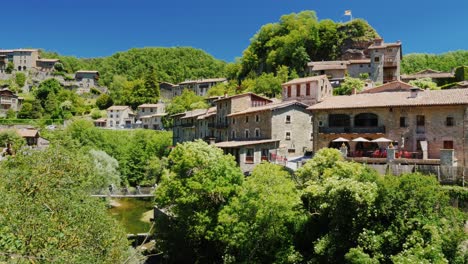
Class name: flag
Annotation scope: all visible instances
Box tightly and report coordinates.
[344,10,352,16]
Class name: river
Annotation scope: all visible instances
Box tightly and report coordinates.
[108,198,154,234]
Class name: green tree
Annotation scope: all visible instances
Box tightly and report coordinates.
[15,72,26,87]
[0,129,25,153]
[166,89,208,116]
[17,102,33,119]
[96,93,114,110]
[218,162,304,263]
[334,77,365,95]
[54,62,65,72]
[0,146,129,263]
[144,66,160,99]
[252,72,282,97]
[5,62,14,74]
[154,140,244,263]
[89,149,121,189]
[5,108,16,119]
[409,78,439,90]
[35,78,62,102]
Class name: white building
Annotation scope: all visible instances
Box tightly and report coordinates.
[137,103,166,130]
[106,105,135,128]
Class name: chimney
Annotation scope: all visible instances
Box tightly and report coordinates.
[209,137,216,145]
[409,87,421,98]
[374,38,383,46]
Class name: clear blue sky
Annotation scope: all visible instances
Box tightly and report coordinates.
[2,0,467,62]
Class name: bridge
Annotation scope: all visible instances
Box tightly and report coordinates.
[91,186,155,198]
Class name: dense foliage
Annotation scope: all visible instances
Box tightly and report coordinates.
[402,50,468,74]
[236,11,379,79]
[0,146,129,263]
[153,145,467,263]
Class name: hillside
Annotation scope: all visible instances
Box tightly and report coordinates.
[402,50,468,74]
[41,47,226,86]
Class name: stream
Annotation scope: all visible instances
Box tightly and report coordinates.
[108,198,154,234]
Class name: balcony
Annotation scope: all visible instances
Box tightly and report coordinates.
[384,59,398,67]
[319,126,386,134]
[0,98,12,105]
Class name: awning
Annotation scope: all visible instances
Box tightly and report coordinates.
[352,137,370,142]
[371,137,392,143]
[332,137,349,142]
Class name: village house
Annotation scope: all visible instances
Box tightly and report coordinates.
[308,88,468,167]
[307,61,348,87]
[36,58,60,72]
[173,78,227,97]
[401,69,455,85]
[281,75,333,105]
[0,49,40,72]
[75,70,99,94]
[137,103,166,130]
[159,82,176,99]
[0,88,22,117]
[106,105,135,128]
[360,80,413,94]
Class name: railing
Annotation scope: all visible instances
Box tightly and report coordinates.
[384,57,398,67]
[0,99,12,104]
[319,126,385,134]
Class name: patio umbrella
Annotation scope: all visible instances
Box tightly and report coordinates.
[332,137,349,142]
[352,137,370,142]
[371,137,392,143]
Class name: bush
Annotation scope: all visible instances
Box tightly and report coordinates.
[15,72,26,87]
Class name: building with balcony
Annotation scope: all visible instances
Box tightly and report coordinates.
[368,38,402,83]
[309,88,468,166]
[106,105,135,128]
[307,61,348,86]
[0,88,22,117]
[137,103,166,130]
[0,49,40,73]
[36,58,60,72]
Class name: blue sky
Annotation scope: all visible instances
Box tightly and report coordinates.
[2,0,467,61]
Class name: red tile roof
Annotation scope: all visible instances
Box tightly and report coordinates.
[360,81,413,94]
[227,100,308,117]
[282,75,329,86]
[215,139,279,148]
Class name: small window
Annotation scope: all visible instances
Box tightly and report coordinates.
[446,117,454,127]
[296,85,301,96]
[110,114,113,118]
[360,64,363,68]
[245,116,249,123]
[286,115,291,123]
[255,128,260,138]
[288,149,296,154]
[142,109,145,112]
[306,83,310,96]
[399,117,407,128]
[310,132,313,141]
[416,115,425,126]
[374,57,380,62]
[245,148,254,164]
[245,129,250,139]
[261,149,269,161]
[231,130,236,139]
[256,115,259,122]
[285,132,291,140]
[287,86,291,97]
[232,118,236,124]
[443,141,454,149]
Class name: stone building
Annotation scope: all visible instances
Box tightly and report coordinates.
[308,88,468,166]
[307,61,348,87]
[36,58,59,72]
[173,78,227,97]
[137,103,166,130]
[0,49,40,72]
[368,38,402,83]
[360,80,413,94]
[75,70,99,94]
[401,69,455,85]
[0,88,22,117]
[159,82,176,99]
[106,105,135,128]
[281,75,333,105]
[347,59,371,78]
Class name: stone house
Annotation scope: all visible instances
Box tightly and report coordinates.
[75,70,99,93]
[36,58,59,72]
[173,78,227,97]
[308,88,468,166]
[307,61,348,87]
[172,108,208,145]
[401,69,455,85]
[0,49,39,73]
[360,80,413,94]
[368,38,402,83]
[106,105,135,128]
[0,88,22,117]
[281,75,333,106]
[137,103,166,130]
[347,59,371,78]
[159,82,176,99]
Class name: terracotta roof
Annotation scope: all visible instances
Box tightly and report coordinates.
[307,61,349,66]
[214,92,272,103]
[197,107,217,120]
[401,70,454,80]
[368,42,401,49]
[308,61,349,71]
[349,59,371,64]
[16,129,39,138]
[94,118,107,122]
[282,75,329,86]
[140,113,167,118]
[227,100,308,117]
[180,108,209,119]
[215,139,279,148]
[137,103,164,108]
[360,81,413,94]
[308,89,468,110]
[107,105,131,111]
[179,78,226,85]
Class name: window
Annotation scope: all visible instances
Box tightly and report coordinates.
[296,85,301,96]
[255,128,260,138]
[231,130,236,139]
[287,86,291,97]
[256,115,259,122]
[329,114,350,127]
[245,148,254,163]
[150,108,154,112]
[261,149,269,161]
[285,132,291,140]
[142,108,145,113]
[360,64,363,68]
[245,116,249,123]
[288,149,296,154]
[110,114,113,118]
[245,129,250,139]
[306,83,310,96]
[354,113,378,127]
[310,132,313,141]
[416,115,425,126]
[446,117,454,126]
[285,115,291,123]
[232,118,236,124]
[443,140,454,149]
[400,117,408,128]
[374,57,380,62]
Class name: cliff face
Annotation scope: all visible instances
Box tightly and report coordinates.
[337,19,380,60]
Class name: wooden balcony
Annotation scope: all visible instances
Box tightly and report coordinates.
[0,98,12,104]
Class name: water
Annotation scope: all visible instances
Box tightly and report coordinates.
[109,198,154,234]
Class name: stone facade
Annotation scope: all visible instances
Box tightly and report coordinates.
[281,75,333,106]
[0,88,22,117]
[75,71,99,93]
[0,49,39,73]
[369,38,402,83]
[106,105,135,128]
[137,103,166,130]
[36,59,59,72]
[173,78,227,97]
[159,82,176,99]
